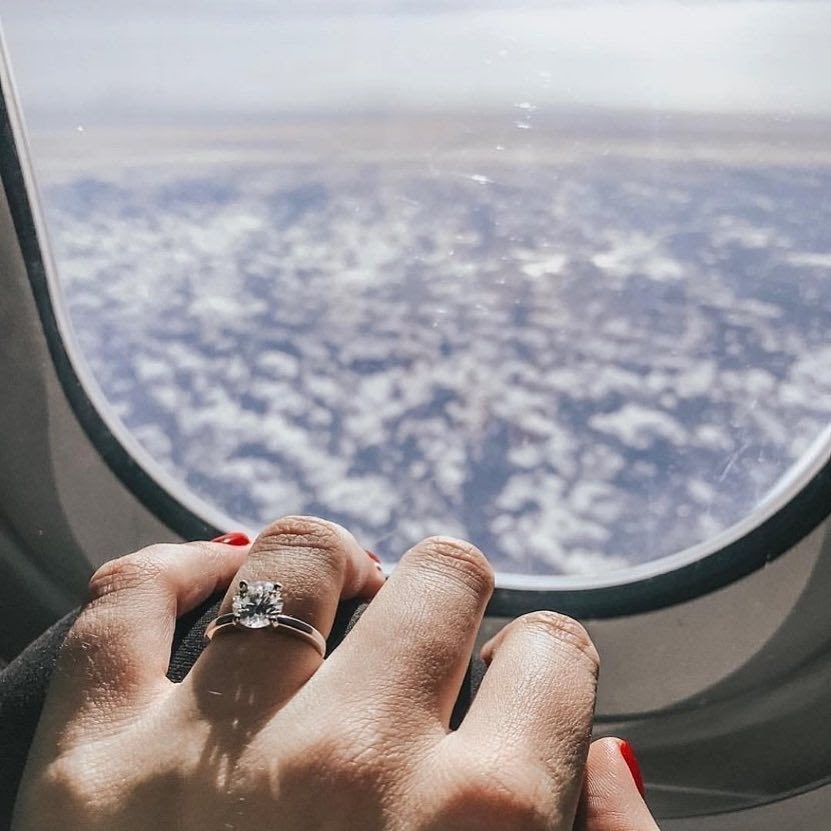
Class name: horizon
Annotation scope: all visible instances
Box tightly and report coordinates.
[24,106,831,179]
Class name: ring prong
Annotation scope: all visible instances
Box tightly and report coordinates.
[238,580,248,594]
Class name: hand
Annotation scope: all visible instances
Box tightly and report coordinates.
[13,516,659,830]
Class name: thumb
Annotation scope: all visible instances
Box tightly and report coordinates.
[575,737,660,831]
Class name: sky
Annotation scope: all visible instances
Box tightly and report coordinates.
[2,0,831,127]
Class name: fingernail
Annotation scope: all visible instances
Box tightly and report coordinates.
[365,549,384,574]
[620,741,645,797]
[211,532,250,546]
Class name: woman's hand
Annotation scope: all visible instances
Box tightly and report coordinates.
[13,516,658,830]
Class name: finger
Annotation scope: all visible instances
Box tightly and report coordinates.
[457,612,600,822]
[575,738,659,831]
[187,516,384,709]
[325,536,494,727]
[53,539,250,715]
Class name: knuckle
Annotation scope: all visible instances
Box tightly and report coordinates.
[33,755,105,821]
[514,611,600,674]
[86,546,171,603]
[413,536,495,597]
[41,755,84,795]
[287,718,401,798]
[319,738,382,786]
[257,516,347,573]
[430,766,550,831]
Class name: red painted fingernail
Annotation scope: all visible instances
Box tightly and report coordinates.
[365,549,381,564]
[211,532,250,546]
[620,741,645,797]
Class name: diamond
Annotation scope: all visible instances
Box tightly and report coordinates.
[231,580,284,629]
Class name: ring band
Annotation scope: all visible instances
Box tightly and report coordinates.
[204,580,326,657]
[205,612,326,656]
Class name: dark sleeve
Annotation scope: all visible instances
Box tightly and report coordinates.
[0,596,487,827]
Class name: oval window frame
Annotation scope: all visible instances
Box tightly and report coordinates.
[2,47,830,621]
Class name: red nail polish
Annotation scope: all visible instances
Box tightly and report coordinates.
[620,741,645,797]
[365,549,381,564]
[211,532,250,546]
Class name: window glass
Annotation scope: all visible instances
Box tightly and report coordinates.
[3,1,831,582]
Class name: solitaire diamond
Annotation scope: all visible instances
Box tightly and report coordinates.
[232,580,284,628]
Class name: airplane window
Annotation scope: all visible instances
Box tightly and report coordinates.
[2,1,830,587]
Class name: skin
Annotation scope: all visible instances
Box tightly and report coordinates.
[13,516,660,830]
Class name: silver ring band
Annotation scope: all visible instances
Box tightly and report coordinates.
[205,612,326,657]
